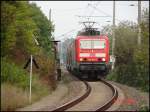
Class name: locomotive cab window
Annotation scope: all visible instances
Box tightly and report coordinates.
[93,40,105,49]
[80,39,105,49]
[80,40,92,49]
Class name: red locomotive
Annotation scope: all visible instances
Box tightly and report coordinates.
[66,22,110,78]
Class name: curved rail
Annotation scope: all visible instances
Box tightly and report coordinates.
[52,81,91,111]
[52,77,118,111]
[95,79,118,111]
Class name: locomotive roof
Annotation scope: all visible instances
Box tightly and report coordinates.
[79,27,99,32]
[77,27,100,36]
[76,35,109,40]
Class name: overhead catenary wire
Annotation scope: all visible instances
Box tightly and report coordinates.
[88,3,131,25]
[54,3,97,41]
[76,15,110,18]
[77,2,93,22]
[53,8,85,12]
[56,2,133,41]
[56,25,83,40]
[88,1,101,17]
[76,2,112,23]
[53,9,85,16]
[56,29,76,38]
[88,3,112,17]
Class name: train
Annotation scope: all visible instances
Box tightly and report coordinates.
[65,24,110,78]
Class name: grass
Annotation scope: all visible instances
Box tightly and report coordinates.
[106,70,117,81]
[1,82,50,111]
[139,105,149,111]
[1,58,50,111]
[139,98,149,111]
[1,83,28,111]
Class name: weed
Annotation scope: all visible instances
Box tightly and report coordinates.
[1,58,50,111]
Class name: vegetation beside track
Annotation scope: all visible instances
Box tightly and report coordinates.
[105,8,149,92]
[1,1,56,111]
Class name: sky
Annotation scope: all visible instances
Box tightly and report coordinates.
[29,1,149,40]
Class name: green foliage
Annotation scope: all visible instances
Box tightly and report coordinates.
[1,2,55,110]
[139,105,149,111]
[115,21,137,65]
[1,1,54,57]
[1,1,17,56]
[36,53,55,76]
[29,2,55,56]
[1,58,29,89]
[1,57,49,93]
[106,8,149,92]
[1,1,56,90]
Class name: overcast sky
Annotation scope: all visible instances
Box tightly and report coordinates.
[29,1,149,40]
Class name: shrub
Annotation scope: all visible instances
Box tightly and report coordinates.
[1,57,50,92]
[1,58,50,111]
[1,58,30,89]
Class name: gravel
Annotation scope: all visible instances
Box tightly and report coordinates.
[109,81,149,111]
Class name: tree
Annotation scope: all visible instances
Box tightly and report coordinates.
[1,1,17,56]
[105,8,149,92]
[1,1,55,57]
[29,2,55,56]
[133,8,149,91]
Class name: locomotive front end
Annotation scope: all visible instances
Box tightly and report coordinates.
[76,36,109,75]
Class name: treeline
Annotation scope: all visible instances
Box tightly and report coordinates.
[1,1,54,57]
[103,8,149,92]
[1,1,55,110]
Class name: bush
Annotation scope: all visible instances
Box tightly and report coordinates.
[36,54,55,76]
[1,58,50,111]
[1,58,30,89]
[106,14,149,92]
[1,57,50,92]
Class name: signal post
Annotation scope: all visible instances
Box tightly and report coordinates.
[51,40,61,81]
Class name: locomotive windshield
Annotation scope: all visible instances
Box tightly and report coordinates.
[80,40,91,49]
[80,39,105,49]
[93,40,105,49]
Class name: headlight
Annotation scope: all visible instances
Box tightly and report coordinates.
[80,58,83,61]
[96,53,106,57]
[102,58,105,61]
[80,53,90,57]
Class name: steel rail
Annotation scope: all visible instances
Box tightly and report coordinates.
[95,78,118,111]
[52,77,118,111]
[51,81,91,111]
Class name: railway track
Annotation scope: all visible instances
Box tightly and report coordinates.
[52,80,91,111]
[95,78,118,111]
[52,74,118,111]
